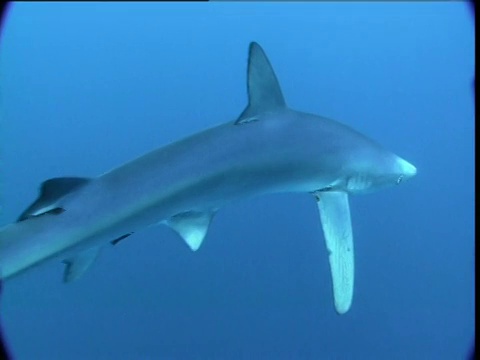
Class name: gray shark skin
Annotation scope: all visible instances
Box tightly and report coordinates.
[0,42,416,314]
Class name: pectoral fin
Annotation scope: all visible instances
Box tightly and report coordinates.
[315,191,354,314]
[166,210,215,251]
[62,247,99,283]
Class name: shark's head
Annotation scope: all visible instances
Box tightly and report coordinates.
[236,41,417,198]
[342,147,417,194]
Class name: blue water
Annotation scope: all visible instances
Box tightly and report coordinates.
[0,2,474,359]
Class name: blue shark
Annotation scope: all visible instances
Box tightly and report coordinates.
[0,42,416,314]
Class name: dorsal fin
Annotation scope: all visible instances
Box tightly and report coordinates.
[236,42,286,124]
[17,177,90,222]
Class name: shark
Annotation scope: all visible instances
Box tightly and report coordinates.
[0,42,416,314]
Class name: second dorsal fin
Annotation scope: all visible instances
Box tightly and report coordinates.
[17,177,90,222]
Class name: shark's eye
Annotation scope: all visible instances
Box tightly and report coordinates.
[396,175,404,185]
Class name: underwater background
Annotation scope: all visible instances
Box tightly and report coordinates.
[0,2,474,359]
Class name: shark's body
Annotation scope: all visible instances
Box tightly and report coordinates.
[0,43,416,314]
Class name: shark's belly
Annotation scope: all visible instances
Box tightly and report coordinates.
[69,160,330,249]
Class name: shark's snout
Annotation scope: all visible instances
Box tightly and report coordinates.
[397,157,417,179]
